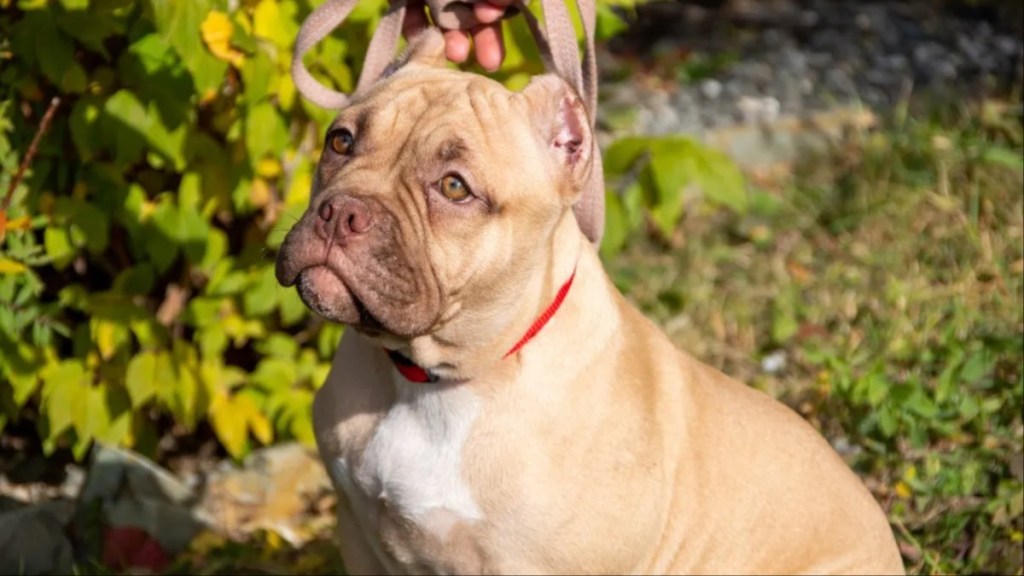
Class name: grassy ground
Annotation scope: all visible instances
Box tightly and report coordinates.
[607,97,1024,575]
[85,100,1023,576]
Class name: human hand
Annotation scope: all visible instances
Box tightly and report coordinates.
[402,0,515,72]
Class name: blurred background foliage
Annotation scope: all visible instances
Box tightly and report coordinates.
[0,0,744,461]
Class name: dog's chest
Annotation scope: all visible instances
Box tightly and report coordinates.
[329,379,484,544]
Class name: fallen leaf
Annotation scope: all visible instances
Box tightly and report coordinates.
[786,260,814,283]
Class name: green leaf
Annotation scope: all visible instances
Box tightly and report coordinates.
[603,137,653,178]
[30,14,88,93]
[980,146,1024,171]
[55,198,110,255]
[241,48,275,104]
[148,0,229,95]
[771,290,799,343]
[56,0,130,56]
[159,342,207,430]
[278,287,308,327]
[179,203,210,264]
[206,262,248,296]
[689,145,748,213]
[197,228,229,275]
[256,333,300,360]
[595,3,628,39]
[317,323,345,360]
[102,89,148,166]
[41,360,90,439]
[245,102,288,167]
[91,318,130,360]
[600,189,629,259]
[251,357,297,391]
[88,384,133,446]
[252,0,300,49]
[125,350,167,408]
[44,227,76,269]
[112,264,156,295]
[243,265,279,317]
[147,199,182,273]
[69,98,102,162]
[198,325,229,359]
[0,342,43,408]
[961,350,994,384]
[647,145,693,238]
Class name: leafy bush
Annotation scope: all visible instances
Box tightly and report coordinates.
[0,0,740,460]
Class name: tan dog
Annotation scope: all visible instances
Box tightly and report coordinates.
[275,31,904,575]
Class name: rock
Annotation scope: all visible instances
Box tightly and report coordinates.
[0,499,75,575]
[760,350,787,375]
[200,443,333,547]
[700,79,723,100]
[75,443,212,557]
[60,464,86,499]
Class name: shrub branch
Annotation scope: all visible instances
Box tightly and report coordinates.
[2,96,61,213]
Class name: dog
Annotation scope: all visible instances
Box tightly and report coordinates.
[275,30,904,575]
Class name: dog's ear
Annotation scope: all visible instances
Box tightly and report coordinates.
[521,74,594,203]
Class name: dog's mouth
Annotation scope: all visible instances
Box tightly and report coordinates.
[352,295,387,334]
[294,265,396,338]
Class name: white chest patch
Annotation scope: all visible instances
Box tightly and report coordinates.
[340,378,484,538]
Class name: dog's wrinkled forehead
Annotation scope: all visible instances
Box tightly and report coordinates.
[344,30,516,126]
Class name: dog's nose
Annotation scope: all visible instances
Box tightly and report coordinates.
[315,196,374,242]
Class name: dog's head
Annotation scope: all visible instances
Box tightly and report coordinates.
[275,30,594,346]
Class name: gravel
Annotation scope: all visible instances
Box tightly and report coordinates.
[597,0,1024,136]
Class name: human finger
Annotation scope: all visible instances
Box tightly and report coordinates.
[443,28,471,62]
[471,23,505,71]
[473,0,514,24]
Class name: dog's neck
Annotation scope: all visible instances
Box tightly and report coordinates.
[381,212,617,385]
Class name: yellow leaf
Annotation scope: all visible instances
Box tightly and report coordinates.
[894,481,912,499]
[188,529,229,556]
[0,257,26,275]
[237,392,273,445]
[6,215,31,230]
[263,529,284,552]
[250,178,272,208]
[249,405,273,445]
[94,321,118,360]
[199,88,219,105]
[253,0,281,43]
[210,390,247,459]
[256,157,282,179]
[200,11,245,67]
[902,465,917,482]
[285,161,312,206]
[277,69,296,109]
[139,200,156,221]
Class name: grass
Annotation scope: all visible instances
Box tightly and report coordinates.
[607,97,1024,575]
[77,99,1023,576]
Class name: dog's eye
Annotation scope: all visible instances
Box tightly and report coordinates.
[439,175,472,202]
[327,129,354,155]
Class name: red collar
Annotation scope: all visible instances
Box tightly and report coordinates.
[385,269,577,383]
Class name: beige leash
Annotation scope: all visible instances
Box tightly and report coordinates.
[291,0,605,244]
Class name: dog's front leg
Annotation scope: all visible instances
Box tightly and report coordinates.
[334,494,391,575]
